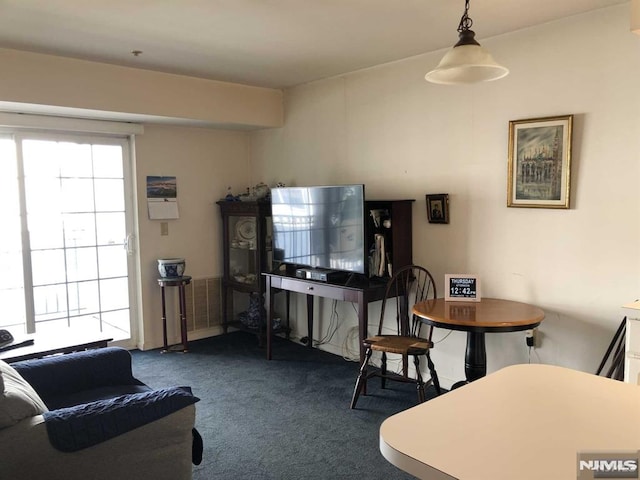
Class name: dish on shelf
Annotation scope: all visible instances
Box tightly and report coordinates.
[235,218,256,241]
[233,273,256,284]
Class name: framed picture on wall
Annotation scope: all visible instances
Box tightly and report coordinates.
[426,194,449,224]
[507,115,573,209]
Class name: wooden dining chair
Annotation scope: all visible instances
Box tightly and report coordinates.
[596,316,626,381]
[350,265,441,409]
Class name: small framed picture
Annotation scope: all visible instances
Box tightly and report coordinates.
[507,115,573,209]
[445,274,481,302]
[426,194,449,224]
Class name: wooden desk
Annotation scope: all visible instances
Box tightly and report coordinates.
[380,364,640,480]
[413,298,544,385]
[0,331,112,363]
[264,273,388,361]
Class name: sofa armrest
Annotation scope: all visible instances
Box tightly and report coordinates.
[0,405,196,480]
[12,347,144,402]
[43,386,199,452]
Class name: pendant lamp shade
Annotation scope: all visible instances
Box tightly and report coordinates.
[425,0,508,85]
[425,41,509,85]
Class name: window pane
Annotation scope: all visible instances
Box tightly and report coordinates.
[100,278,129,311]
[24,176,63,215]
[27,213,64,250]
[96,212,125,246]
[0,253,25,288]
[33,283,67,322]
[70,314,101,332]
[93,145,123,178]
[1,138,20,217]
[31,249,66,285]
[0,137,25,328]
[67,280,100,316]
[61,178,94,213]
[34,318,71,334]
[95,178,124,212]
[102,310,130,341]
[23,140,60,178]
[66,247,98,282]
[63,213,97,247]
[58,142,93,178]
[0,289,26,329]
[98,246,127,278]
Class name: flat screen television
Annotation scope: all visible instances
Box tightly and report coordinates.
[271,184,366,274]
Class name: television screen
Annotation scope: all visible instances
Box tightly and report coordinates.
[271,184,366,274]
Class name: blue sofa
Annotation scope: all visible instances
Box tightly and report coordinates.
[0,347,201,479]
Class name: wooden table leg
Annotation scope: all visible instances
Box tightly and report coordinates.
[285,291,290,339]
[161,285,168,352]
[358,291,367,364]
[266,275,273,360]
[178,283,189,352]
[306,294,314,348]
[358,291,368,394]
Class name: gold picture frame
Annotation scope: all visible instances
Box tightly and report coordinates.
[507,115,573,209]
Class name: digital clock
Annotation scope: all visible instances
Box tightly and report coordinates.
[444,274,481,302]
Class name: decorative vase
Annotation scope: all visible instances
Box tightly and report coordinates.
[157,258,186,278]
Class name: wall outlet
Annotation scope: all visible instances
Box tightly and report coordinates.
[525,328,538,348]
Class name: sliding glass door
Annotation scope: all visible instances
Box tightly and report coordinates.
[0,131,137,344]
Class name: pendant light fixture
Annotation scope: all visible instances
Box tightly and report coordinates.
[425,0,508,85]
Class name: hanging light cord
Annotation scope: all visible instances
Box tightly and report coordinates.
[453,0,479,47]
[457,0,473,33]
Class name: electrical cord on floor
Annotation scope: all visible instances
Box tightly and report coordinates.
[528,345,542,364]
[315,299,340,346]
[342,326,360,362]
[431,329,453,344]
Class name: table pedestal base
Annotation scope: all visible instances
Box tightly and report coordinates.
[465,331,486,381]
[451,332,487,389]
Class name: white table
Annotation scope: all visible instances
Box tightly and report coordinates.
[380,364,640,480]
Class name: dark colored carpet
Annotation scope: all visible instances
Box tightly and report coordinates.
[130,332,439,480]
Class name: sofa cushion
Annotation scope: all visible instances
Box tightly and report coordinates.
[0,360,48,429]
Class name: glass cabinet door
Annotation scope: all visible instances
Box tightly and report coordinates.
[228,215,258,286]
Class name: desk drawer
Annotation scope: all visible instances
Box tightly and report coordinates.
[280,278,347,301]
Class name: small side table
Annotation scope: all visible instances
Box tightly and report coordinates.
[158,275,192,353]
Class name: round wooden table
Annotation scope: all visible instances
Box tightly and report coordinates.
[412,298,544,387]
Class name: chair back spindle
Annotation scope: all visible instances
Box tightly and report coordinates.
[350,264,441,409]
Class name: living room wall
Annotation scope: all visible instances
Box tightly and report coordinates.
[249,4,640,387]
[134,125,250,349]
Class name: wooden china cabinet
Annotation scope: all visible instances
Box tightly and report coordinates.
[216,199,286,344]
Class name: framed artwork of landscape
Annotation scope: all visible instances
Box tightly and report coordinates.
[507,115,573,209]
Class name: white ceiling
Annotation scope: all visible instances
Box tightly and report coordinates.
[0,0,629,89]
